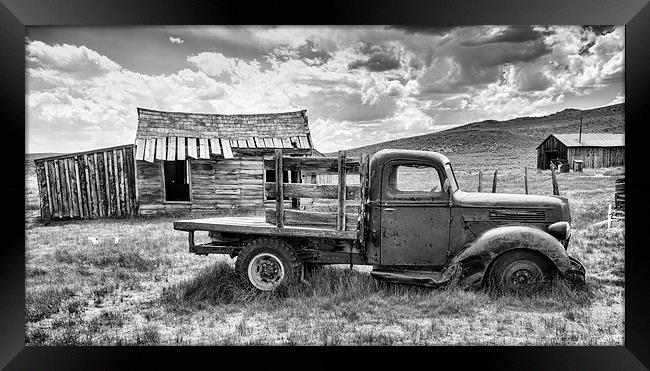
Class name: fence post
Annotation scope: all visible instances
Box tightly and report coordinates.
[492,169,498,193]
[551,165,560,196]
[358,153,369,244]
[607,203,612,229]
[524,166,529,195]
[478,170,483,192]
[337,150,347,232]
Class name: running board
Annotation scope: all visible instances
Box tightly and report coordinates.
[370,269,451,288]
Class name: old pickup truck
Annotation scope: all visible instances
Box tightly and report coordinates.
[173,149,585,293]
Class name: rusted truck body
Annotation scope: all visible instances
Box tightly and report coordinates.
[174,149,585,292]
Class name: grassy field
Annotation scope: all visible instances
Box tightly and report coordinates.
[24,151,624,345]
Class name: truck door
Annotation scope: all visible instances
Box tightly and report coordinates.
[380,161,450,266]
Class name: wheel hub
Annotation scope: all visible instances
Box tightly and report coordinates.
[260,261,280,279]
[511,269,533,286]
[503,261,543,292]
[247,253,285,291]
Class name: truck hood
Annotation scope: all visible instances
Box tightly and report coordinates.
[454,190,568,210]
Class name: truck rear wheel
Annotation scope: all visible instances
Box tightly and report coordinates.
[235,238,302,291]
[487,250,554,294]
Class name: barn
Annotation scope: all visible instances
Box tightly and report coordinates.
[536,133,624,170]
[134,108,314,216]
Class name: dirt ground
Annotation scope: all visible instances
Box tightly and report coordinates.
[24,156,624,345]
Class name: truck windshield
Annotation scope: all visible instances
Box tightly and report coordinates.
[444,163,459,191]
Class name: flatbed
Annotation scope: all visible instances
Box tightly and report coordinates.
[173,216,358,240]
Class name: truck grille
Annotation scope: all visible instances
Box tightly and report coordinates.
[489,209,546,222]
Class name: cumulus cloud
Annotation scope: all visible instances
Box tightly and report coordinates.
[269,40,333,66]
[391,26,457,35]
[608,93,625,105]
[27,41,121,77]
[512,64,552,92]
[169,36,184,44]
[460,26,544,46]
[408,25,623,122]
[26,25,625,153]
[349,51,401,72]
[540,25,624,94]
[186,52,233,77]
[27,42,233,152]
[348,42,402,72]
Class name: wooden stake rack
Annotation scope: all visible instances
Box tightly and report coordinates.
[263,149,369,234]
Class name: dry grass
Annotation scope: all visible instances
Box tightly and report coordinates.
[24,152,624,345]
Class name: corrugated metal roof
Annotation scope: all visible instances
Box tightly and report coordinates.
[540,133,624,148]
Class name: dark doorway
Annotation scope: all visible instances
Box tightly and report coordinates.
[544,151,560,170]
[164,160,190,201]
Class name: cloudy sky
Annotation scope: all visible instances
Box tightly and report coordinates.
[26,25,624,154]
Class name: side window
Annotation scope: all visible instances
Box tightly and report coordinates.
[386,164,445,200]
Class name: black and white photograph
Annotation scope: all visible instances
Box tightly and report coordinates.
[24,24,626,346]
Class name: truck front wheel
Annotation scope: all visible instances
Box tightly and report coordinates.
[487,250,554,294]
[235,238,302,291]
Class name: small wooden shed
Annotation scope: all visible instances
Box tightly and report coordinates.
[134,108,315,215]
[536,133,624,170]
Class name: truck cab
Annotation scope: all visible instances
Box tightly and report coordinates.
[365,149,581,290]
[365,149,455,267]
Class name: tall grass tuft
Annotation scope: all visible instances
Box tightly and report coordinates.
[160,262,258,312]
[490,276,595,311]
[161,261,469,312]
[54,245,168,272]
[25,287,75,322]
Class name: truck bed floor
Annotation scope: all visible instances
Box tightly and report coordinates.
[173,216,358,240]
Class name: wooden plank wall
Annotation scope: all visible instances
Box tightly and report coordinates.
[567,146,625,168]
[202,156,264,213]
[238,156,265,211]
[189,159,216,214]
[34,145,137,220]
[135,160,166,215]
[137,156,265,216]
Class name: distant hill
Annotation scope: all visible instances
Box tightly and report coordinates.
[327,103,624,158]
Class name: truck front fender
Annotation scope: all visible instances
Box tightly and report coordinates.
[447,225,571,289]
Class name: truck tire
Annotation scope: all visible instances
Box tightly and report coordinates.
[235,237,302,291]
[487,250,554,294]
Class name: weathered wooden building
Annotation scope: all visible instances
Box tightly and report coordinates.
[134,108,314,215]
[34,144,138,219]
[536,133,624,170]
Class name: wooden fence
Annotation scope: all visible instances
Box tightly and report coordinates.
[34,144,137,219]
[478,166,561,196]
[263,150,369,234]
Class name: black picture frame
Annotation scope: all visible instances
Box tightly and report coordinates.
[3,0,649,369]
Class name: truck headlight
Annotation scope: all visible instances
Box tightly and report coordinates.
[548,221,571,241]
